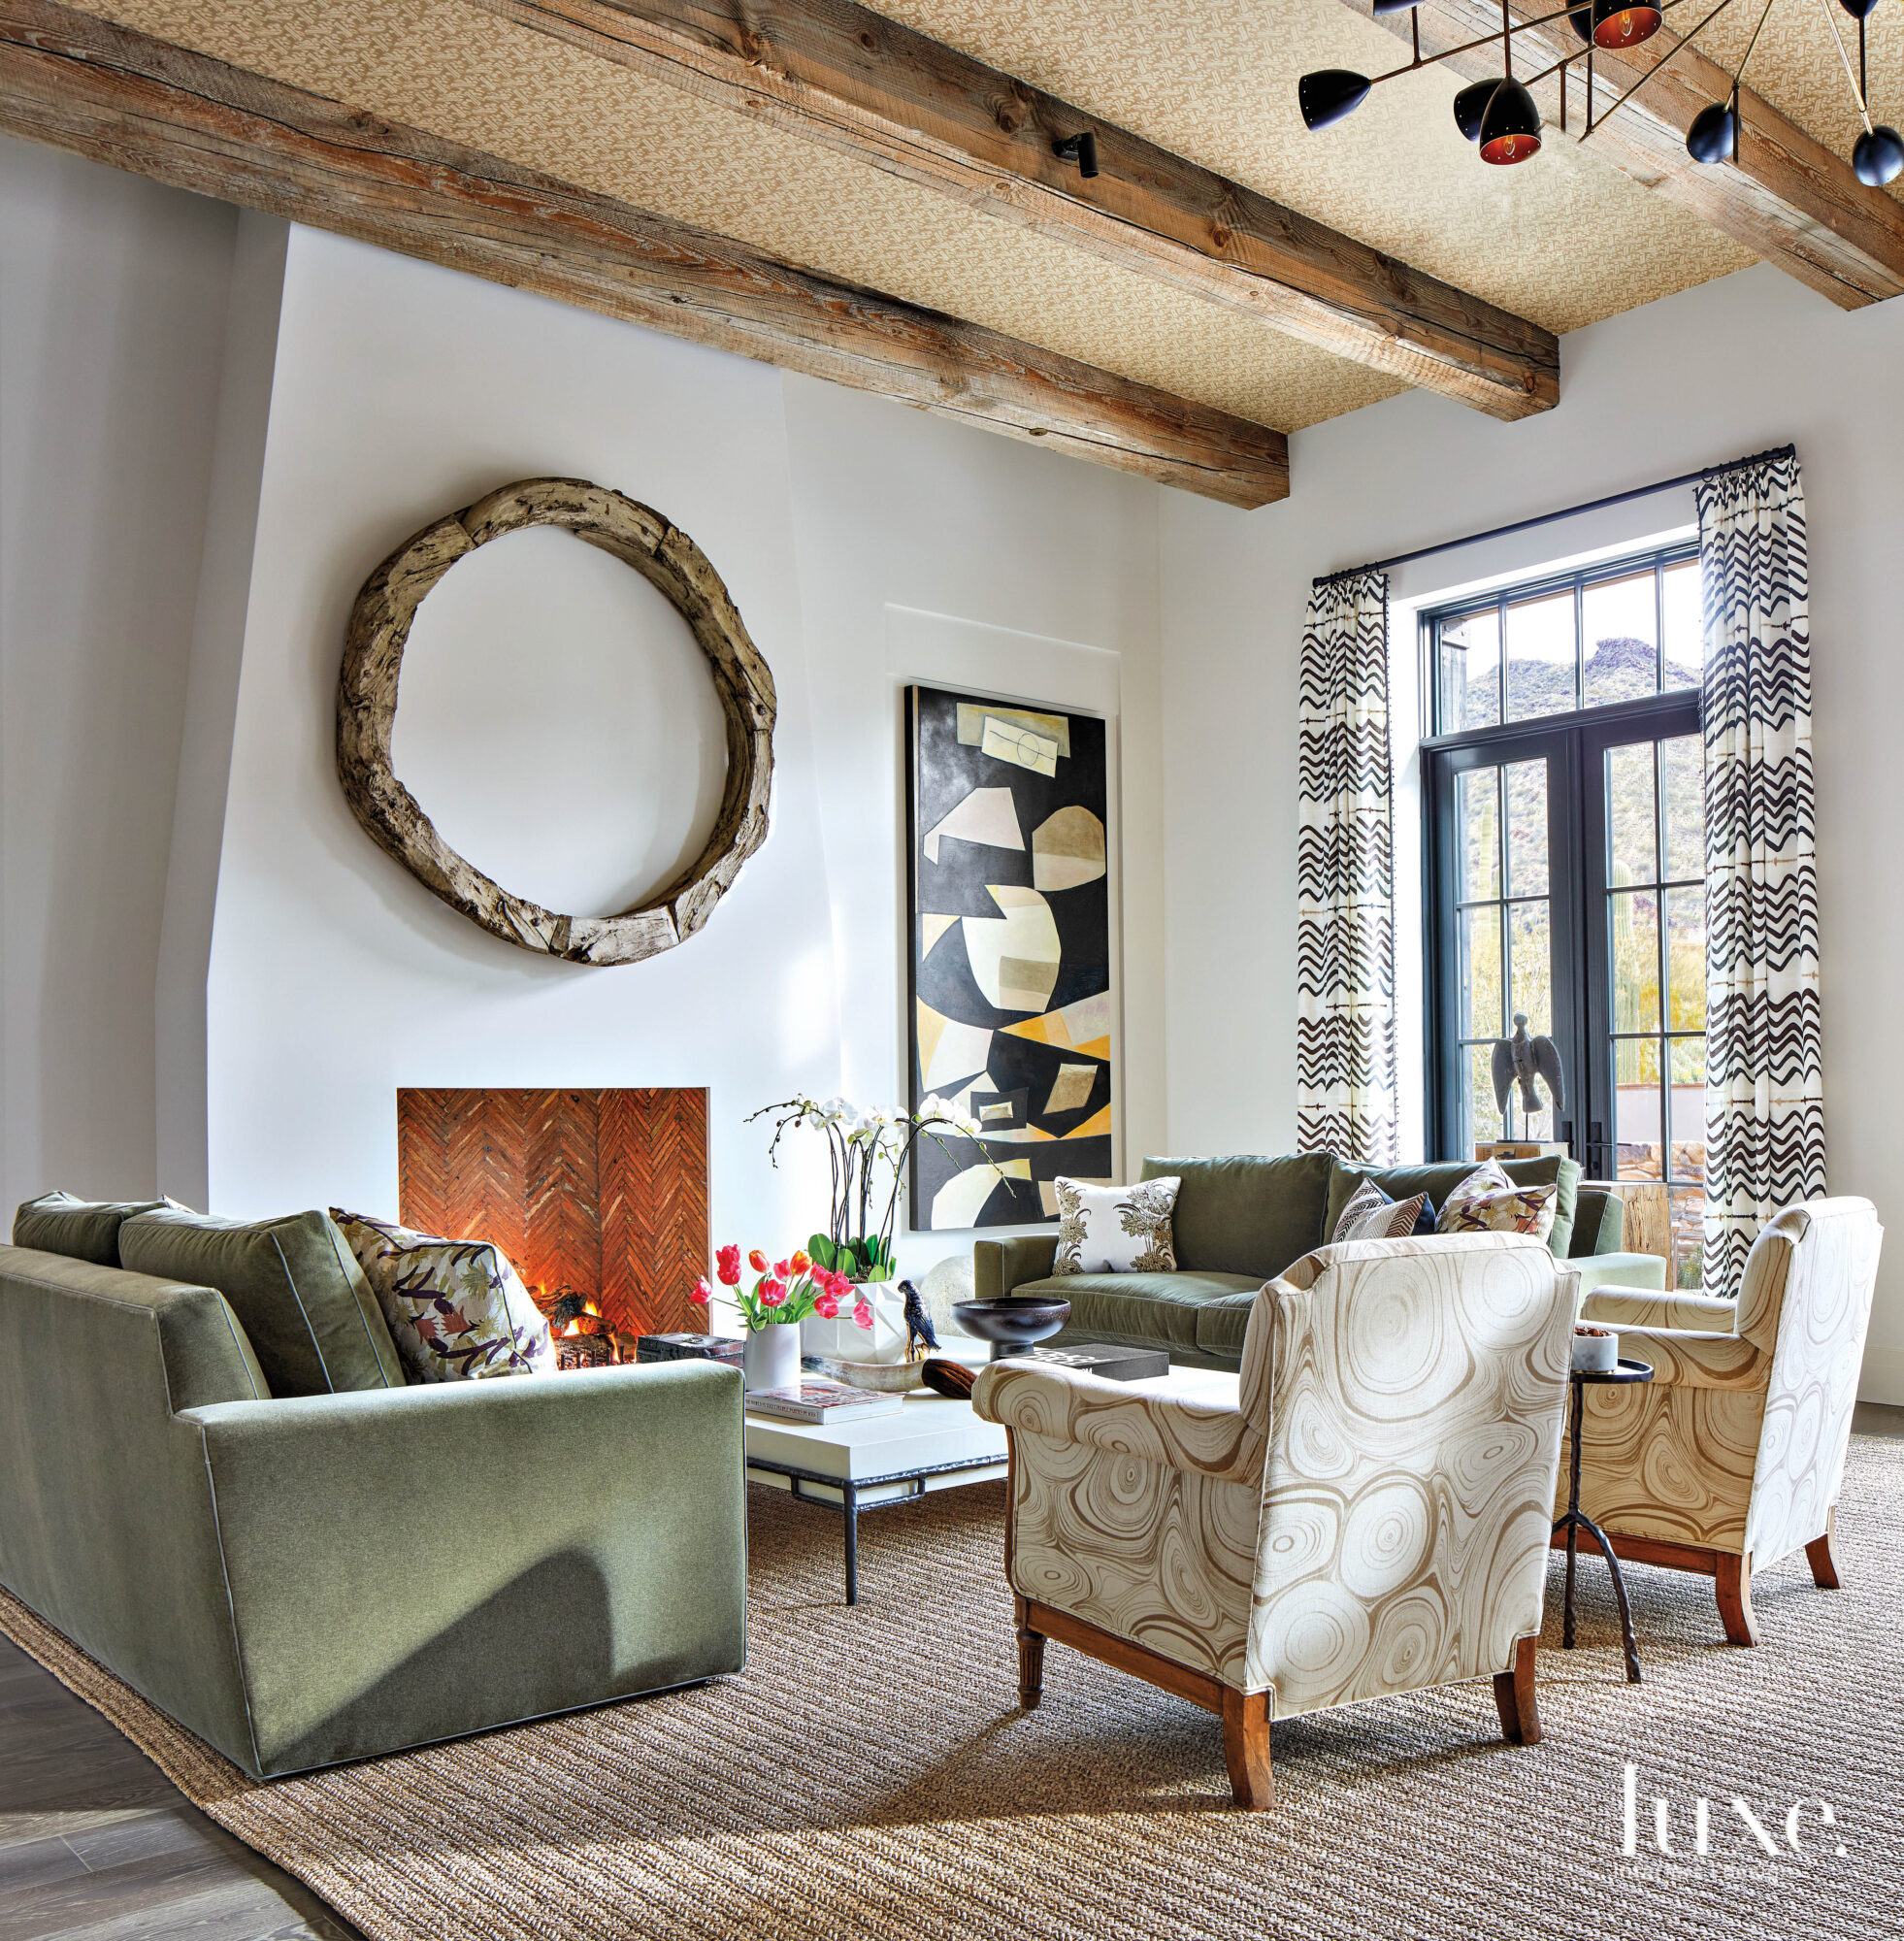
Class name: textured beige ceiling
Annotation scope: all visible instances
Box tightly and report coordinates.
[66,0,1874,435]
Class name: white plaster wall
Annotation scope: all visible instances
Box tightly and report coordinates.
[1161,262,1904,1401]
[0,138,236,1213]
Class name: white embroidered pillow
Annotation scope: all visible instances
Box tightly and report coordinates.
[330,1208,555,1381]
[1434,1164,1558,1243]
[1052,1176,1180,1275]
[1331,1177,1429,1243]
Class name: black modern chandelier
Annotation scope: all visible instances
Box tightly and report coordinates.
[1299,0,1903,184]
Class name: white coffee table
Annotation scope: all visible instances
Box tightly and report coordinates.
[743,1365,1239,1604]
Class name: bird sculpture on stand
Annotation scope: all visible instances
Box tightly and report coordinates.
[899,1279,939,1360]
[1492,1013,1565,1132]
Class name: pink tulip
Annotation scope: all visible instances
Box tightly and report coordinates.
[813,1290,839,1320]
[715,1244,742,1287]
[853,1298,873,1332]
[761,1279,787,1308]
[773,1259,792,1280]
[691,1275,712,1305]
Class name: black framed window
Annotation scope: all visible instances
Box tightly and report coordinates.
[1423,543,1707,1284]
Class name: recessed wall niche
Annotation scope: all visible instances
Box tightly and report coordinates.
[337,478,775,965]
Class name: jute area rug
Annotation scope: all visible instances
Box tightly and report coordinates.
[5,1442,1902,1941]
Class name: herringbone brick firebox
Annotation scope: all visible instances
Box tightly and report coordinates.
[396,1088,709,1339]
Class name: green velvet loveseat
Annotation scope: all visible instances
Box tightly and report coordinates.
[973,1153,1667,1370]
[0,1195,746,1779]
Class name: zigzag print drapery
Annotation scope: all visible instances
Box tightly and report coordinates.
[1695,447,1823,1300]
[1297,568,1396,1164]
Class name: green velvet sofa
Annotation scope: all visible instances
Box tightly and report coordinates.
[974,1153,1668,1370]
[0,1198,746,1779]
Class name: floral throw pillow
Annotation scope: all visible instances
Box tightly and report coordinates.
[1052,1176,1180,1275]
[1330,1177,1429,1243]
[330,1209,555,1381]
[1434,1162,1558,1243]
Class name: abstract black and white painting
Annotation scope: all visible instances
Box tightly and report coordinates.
[905,685,1113,1230]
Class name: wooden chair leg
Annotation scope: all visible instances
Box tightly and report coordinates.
[1014,1596,1045,1709]
[1493,1634,1542,1746]
[1220,1687,1274,1810]
[1805,1510,1842,1591]
[1716,1551,1761,1646]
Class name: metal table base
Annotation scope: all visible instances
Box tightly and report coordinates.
[745,1452,1007,1604]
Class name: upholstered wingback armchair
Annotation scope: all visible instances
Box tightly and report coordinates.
[1559,1196,1881,1646]
[971,1234,1576,1808]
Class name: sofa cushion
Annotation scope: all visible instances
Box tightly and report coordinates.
[1328,1155,1582,1257]
[331,1209,555,1381]
[1194,1288,1265,1361]
[119,1208,406,1398]
[1015,1270,1263,1352]
[1436,1161,1558,1242]
[1139,1153,1333,1279]
[14,1192,181,1267]
[1053,1175,1180,1275]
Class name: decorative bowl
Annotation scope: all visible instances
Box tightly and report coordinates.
[951,1295,1072,1362]
[1572,1326,1619,1374]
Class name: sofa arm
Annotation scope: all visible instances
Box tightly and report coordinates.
[1600,1326,1767,1391]
[1569,1252,1668,1304]
[972,1358,1261,1482]
[972,1234,1059,1299]
[1582,1286,1737,1333]
[181,1361,745,1775]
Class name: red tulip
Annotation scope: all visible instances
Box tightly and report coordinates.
[761,1279,787,1307]
[691,1275,712,1305]
[715,1244,742,1287]
[813,1290,839,1320]
[748,1248,768,1273]
[853,1298,873,1331]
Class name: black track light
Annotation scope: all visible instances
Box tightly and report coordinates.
[1855,124,1904,183]
[1371,0,1426,12]
[1838,0,1882,17]
[1298,70,1373,132]
[1053,131,1099,178]
[1687,99,1741,164]
[1454,80,1499,143]
[1479,78,1542,164]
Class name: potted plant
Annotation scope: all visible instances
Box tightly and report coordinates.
[694,1243,870,1393]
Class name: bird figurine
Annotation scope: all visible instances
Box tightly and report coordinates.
[1492,1014,1565,1125]
[899,1278,939,1360]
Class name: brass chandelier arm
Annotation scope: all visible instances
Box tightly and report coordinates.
[1511,0,1723,98]
[1810,0,1876,134]
[1580,0,1740,139]
[1726,0,1780,110]
[1362,0,1639,89]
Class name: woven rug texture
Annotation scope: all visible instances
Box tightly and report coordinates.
[4,1440,1902,1940]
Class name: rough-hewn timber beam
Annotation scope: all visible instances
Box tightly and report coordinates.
[0,0,1287,507]
[1362,0,1904,310]
[476,0,1559,419]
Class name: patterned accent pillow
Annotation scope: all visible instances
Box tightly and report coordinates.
[1052,1176,1180,1275]
[330,1209,555,1381]
[1435,1163,1558,1243]
[1330,1177,1430,1243]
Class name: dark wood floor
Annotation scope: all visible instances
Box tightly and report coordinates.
[0,1639,361,1941]
[4,1400,1901,1938]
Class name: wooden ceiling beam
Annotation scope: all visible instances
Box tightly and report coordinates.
[1363,0,1904,309]
[476,0,1560,420]
[0,0,1287,508]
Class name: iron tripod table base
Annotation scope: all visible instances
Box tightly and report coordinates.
[1553,1359,1655,1684]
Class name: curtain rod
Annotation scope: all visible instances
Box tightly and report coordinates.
[1311,443,1796,589]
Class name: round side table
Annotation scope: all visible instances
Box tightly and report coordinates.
[1554,1358,1654,1684]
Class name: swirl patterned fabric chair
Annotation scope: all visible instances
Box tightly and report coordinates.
[1559,1196,1881,1647]
[970,1234,1576,1808]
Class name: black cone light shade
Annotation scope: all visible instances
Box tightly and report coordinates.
[1298,69,1372,131]
[1479,79,1542,163]
[1371,0,1426,12]
[1570,0,1663,45]
[1454,80,1499,143]
[1838,0,1881,18]
[1855,124,1904,184]
[1687,100,1740,164]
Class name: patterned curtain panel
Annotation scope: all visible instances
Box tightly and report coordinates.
[1695,448,1823,1300]
[1297,568,1396,1164]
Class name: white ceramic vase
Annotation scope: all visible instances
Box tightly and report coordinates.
[742,1321,803,1393]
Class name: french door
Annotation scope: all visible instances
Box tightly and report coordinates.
[1425,692,1704,1263]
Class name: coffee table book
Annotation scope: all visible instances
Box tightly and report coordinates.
[637,1332,744,1365]
[1016,1342,1168,1381]
[744,1383,905,1424]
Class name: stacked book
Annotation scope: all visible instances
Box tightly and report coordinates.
[743,1382,904,1424]
[636,1332,744,1366]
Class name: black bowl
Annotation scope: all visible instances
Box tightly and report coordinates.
[952,1295,1071,1362]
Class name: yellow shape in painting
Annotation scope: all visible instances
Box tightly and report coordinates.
[1043,1063,1099,1115]
[920,912,959,957]
[957,702,1071,762]
[1066,1104,1113,1140]
[962,886,1061,1013]
[980,717,1058,776]
[1033,806,1106,892]
[1003,991,1113,1059]
[921,786,1022,865]
[915,1001,993,1094]
[932,1157,1033,1231]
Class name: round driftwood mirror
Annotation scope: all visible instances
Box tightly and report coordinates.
[337,477,774,965]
